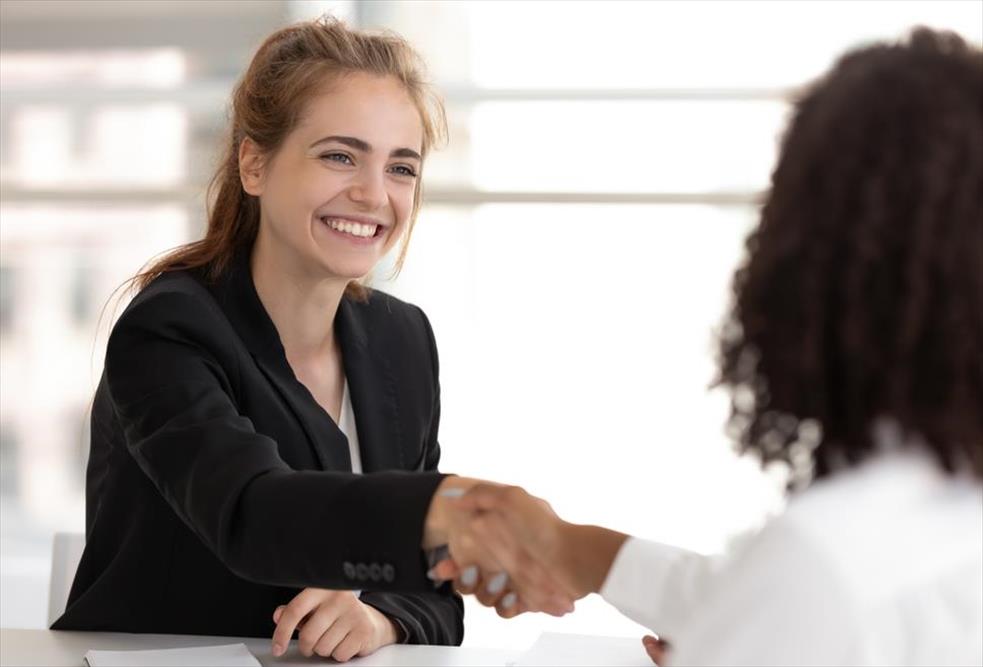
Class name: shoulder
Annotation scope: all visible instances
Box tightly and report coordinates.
[778,451,982,600]
[116,270,227,332]
[679,456,983,665]
[353,288,431,327]
[108,269,236,364]
[346,288,436,345]
[343,288,439,378]
[103,270,242,402]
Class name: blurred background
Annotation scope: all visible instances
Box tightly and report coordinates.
[0,0,980,649]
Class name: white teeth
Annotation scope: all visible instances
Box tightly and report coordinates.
[322,217,379,238]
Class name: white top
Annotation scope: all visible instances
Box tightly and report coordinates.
[338,380,362,474]
[600,449,983,666]
[337,380,364,599]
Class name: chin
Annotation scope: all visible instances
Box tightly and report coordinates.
[315,257,376,283]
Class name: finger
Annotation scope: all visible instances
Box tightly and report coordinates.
[298,606,344,658]
[271,591,323,657]
[453,564,483,597]
[642,635,669,665]
[473,569,508,608]
[273,605,305,629]
[470,512,574,614]
[495,591,528,619]
[311,616,352,659]
[331,630,365,662]
[427,558,460,581]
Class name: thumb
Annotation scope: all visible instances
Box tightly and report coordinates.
[454,484,506,513]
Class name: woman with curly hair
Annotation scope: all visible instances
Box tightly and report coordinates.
[433,27,983,666]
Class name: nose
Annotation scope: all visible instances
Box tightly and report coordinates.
[347,168,387,211]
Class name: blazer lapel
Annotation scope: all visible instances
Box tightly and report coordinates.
[253,355,353,472]
[207,252,352,472]
[336,296,405,472]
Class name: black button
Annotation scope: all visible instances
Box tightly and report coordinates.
[343,561,356,580]
[355,563,369,581]
[368,563,382,582]
[382,564,395,583]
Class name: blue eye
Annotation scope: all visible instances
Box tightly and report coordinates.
[320,152,353,165]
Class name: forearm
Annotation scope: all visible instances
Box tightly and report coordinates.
[224,469,447,590]
[556,523,631,598]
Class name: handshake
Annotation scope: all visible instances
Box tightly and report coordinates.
[269,476,669,662]
[421,477,629,618]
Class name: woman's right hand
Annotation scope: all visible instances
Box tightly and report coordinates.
[423,477,577,616]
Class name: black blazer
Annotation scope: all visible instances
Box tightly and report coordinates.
[52,252,462,644]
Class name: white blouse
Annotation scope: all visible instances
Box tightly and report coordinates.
[337,380,362,474]
[600,449,983,666]
[337,380,363,600]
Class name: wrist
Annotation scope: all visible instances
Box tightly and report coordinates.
[558,523,630,597]
[422,475,478,550]
[365,603,398,648]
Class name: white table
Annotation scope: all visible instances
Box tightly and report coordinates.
[0,629,518,666]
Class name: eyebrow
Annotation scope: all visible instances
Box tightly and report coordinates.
[310,135,421,161]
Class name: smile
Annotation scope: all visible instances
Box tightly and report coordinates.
[319,216,382,239]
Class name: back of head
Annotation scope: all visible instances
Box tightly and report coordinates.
[718,28,983,485]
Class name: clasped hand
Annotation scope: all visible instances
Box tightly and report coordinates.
[427,481,669,665]
[426,480,593,618]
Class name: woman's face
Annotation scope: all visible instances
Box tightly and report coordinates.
[243,72,424,282]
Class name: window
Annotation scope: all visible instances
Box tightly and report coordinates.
[0,265,14,335]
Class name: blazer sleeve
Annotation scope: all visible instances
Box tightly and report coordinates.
[104,287,446,592]
[359,306,464,645]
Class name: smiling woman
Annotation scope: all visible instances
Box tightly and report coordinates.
[48,16,474,663]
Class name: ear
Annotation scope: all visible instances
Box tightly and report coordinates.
[238,136,266,196]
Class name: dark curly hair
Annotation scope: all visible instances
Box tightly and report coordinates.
[718,27,983,486]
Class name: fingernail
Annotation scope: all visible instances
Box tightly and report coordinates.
[487,572,508,594]
[501,592,517,608]
[440,487,466,498]
[272,643,284,657]
[427,567,438,580]
[461,565,478,587]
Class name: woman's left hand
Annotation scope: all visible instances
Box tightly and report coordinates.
[271,588,398,660]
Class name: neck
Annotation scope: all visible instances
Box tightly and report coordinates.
[249,233,348,364]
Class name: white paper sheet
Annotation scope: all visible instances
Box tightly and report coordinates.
[511,632,652,667]
[83,642,260,667]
